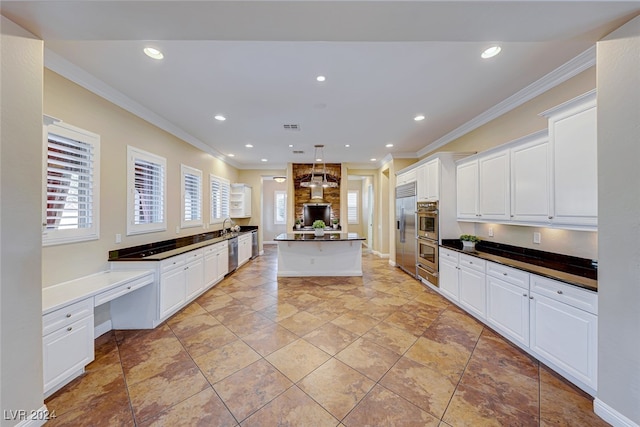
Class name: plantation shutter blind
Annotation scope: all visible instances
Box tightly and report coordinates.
[134,158,164,225]
[184,172,201,221]
[210,175,230,222]
[348,190,359,224]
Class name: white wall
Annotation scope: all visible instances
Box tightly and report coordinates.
[596,15,640,426]
[0,16,45,426]
[261,178,287,242]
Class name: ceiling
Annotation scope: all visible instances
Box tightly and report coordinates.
[2,1,639,169]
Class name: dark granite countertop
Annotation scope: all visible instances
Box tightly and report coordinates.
[275,232,365,241]
[441,239,597,292]
[109,226,258,261]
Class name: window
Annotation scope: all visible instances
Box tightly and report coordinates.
[181,165,202,228]
[348,190,359,224]
[210,174,230,224]
[274,190,287,224]
[127,146,166,235]
[43,121,100,246]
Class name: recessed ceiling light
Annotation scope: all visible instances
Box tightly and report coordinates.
[386,143,394,148]
[481,45,502,59]
[370,158,377,162]
[214,115,226,121]
[414,115,425,121]
[261,158,268,162]
[227,153,235,157]
[316,75,326,82]
[345,144,350,148]
[143,47,164,60]
[315,157,322,162]
[288,144,294,148]
[245,144,253,148]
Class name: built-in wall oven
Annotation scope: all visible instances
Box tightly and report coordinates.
[416,201,439,287]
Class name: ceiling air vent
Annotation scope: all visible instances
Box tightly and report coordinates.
[283,124,300,131]
[293,150,305,154]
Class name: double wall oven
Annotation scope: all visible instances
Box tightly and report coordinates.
[416,201,439,286]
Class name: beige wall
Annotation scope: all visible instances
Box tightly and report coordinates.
[596,15,640,425]
[426,68,598,259]
[43,70,240,286]
[1,16,45,425]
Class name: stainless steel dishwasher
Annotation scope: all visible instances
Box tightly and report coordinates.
[227,236,238,273]
[250,230,258,259]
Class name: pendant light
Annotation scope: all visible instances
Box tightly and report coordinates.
[300,145,338,188]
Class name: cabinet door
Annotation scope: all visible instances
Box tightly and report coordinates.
[425,159,439,201]
[439,258,459,301]
[530,292,597,390]
[486,276,530,347]
[160,267,185,318]
[511,137,551,223]
[217,245,229,279]
[416,165,427,201]
[185,257,204,300]
[458,266,486,319]
[478,149,510,221]
[456,160,478,220]
[43,315,94,394]
[204,252,218,287]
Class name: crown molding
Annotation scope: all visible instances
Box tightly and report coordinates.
[417,45,596,157]
[44,48,239,169]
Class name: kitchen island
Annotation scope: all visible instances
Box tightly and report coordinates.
[274,232,366,277]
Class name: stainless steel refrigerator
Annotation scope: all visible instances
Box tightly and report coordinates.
[395,182,417,278]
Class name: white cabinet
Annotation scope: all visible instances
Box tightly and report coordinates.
[439,247,460,301]
[478,149,510,221]
[456,159,479,220]
[541,90,597,228]
[417,159,439,201]
[457,254,487,319]
[185,250,205,300]
[43,298,94,397]
[530,274,598,392]
[486,262,530,348]
[159,255,187,319]
[204,241,228,287]
[230,183,252,218]
[396,169,417,186]
[510,135,551,223]
[238,233,252,267]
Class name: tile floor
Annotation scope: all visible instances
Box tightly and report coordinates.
[45,245,608,426]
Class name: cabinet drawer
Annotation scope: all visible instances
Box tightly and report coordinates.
[184,248,204,262]
[43,298,94,336]
[440,247,459,263]
[204,242,224,255]
[160,254,186,273]
[487,262,529,290]
[459,253,486,273]
[531,274,598,315]
[94,272,154,307]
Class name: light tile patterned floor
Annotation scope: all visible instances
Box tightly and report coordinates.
[44,245,609,426]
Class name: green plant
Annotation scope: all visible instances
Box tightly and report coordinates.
[332,218,339,224]
[312,220,326,229]
[295,218,302,225]
[460,234,480,243]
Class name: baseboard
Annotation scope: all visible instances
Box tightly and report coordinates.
[372,251,389,259]
[594,398,639,427]
[94,319,113,338]
[7,404,49,427]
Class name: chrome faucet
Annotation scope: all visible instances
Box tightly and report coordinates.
[222,217,232,235]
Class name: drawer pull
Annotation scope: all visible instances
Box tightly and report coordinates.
[67,327,73,331]
[127,286,132,290]
[529,296,534,300]
[523,293,527,297]
[66,313,72,318]
[503,272,507,276]
[557,290,563,295]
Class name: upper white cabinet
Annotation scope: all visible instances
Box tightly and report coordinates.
[456,159,479,220]
[510,133,551,223]
[541,90,597,228]
[230,183,252,218]
[417,159,440,201]
[478,149,510,221]
[396,169,417,186]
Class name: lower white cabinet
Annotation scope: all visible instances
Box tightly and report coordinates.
[159,258,187,319]
[439,248,460,301]
[43,298,94,397]
[458,255,487,319]
[185,250,205,300]
[238,233,252,267]
[486,263,530,348]
[204,241,229,287]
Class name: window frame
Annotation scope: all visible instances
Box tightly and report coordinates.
[126,146,167,236]
[181,164,203,228]
[209,174,230,224]
[348,189,360,225]
[42,121,100,246]
[274,190,287,225]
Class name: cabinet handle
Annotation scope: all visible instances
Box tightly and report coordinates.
[127,286,132,290]
[548,216,553,219]
[510,214,514,218]
[529,296,534,299]
[557,290,563,295]
[503,272,507,276]
[67,327,72,331]
[184,267,189,270]
[523,293,528,297]
[66,313,72,318]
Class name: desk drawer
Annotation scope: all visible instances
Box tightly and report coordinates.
[160,254,186,273]
[43,298,93,336]
[94,272,154,307]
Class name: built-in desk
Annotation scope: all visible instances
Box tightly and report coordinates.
[274,232,365,277]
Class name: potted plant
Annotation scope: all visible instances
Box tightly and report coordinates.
[460,234,480,251]
[332,218,339,229]
[295,218,302,229]
[312,220,326,237]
